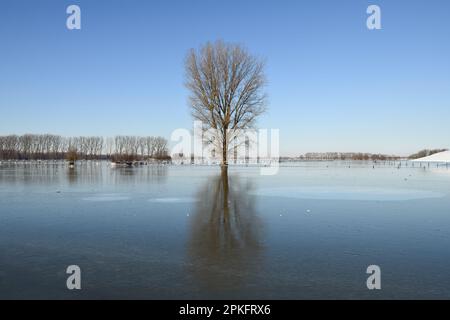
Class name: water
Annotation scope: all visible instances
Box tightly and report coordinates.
[1,161,450,299]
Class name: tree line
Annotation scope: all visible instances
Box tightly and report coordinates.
[300,152,400,161]
[108,136,169,162]
[0,134,169,161]
[408,149,448,160]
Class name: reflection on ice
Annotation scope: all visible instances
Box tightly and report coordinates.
[187,168,263,292]
[148,197,198,203]
[82,194,130,202]
[251,186,445,201]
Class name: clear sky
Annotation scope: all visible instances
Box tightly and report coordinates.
[1,0,449,156]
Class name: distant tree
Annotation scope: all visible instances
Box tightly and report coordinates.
[154,136,168,159]
[145,136,156,159]
[65,138,78,164]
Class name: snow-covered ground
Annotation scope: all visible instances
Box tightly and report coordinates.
[412,150,450,163]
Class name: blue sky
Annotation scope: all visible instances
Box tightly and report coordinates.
[1,0,449,156]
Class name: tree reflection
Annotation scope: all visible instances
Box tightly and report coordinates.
[67,166,78,184]
[111,165,168,184]
[187,167,263,293]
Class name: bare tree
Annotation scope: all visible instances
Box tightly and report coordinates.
[3,135,19,159]
[19,135,33,159]
[145,136,156,158]
[62,137,78,163]
[185,40,267,167]
[138,137,146,159]
[105,137,114,159]
[154,136,168,159]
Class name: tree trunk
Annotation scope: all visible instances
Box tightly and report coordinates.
[222,129,228,167]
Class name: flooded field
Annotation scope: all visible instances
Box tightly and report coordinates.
[1,161,450,299]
